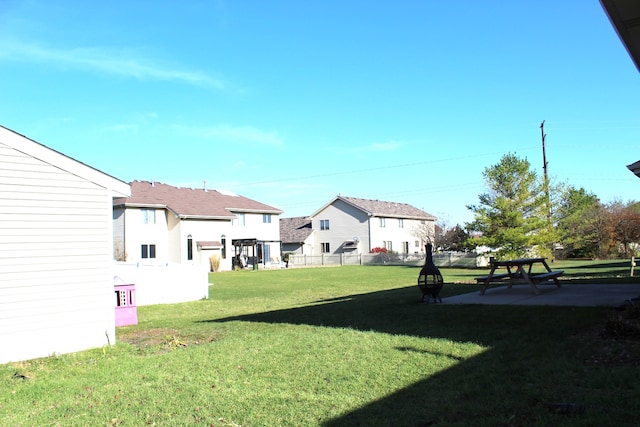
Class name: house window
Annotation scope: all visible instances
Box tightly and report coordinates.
[141,244,156,259]
[321,242,330,253]
[142,209,155,224]
[402,241,409,254]
[415,240,420,248]
[263,213,272,224]
[383,241,392,251]
[398,219,404,228]
[221,235,226,259]
[379,217,386,227]
[236,213,245,226]
[187,235,193,261]
[320,219,330,230]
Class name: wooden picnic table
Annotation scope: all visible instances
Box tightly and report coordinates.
[475,257,563,296]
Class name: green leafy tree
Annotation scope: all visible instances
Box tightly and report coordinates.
[554,186,602,258]
[466,153,551,259]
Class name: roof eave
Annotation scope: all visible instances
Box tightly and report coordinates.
[179,215,235,220]
[227,208,283,214]
[600,0,640,73]
[371,213,436,221]
[628,160,640,177]
[114,202,167,209]
[310,195,370,218]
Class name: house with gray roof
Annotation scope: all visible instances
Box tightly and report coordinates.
[113,180,282,271]
[280,216,314,255]
[309,195,436,257]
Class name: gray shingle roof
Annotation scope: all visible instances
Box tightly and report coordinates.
[113,180,282,218]
[279,216,313,243]
[338,196,436,220]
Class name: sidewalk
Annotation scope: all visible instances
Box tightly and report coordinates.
[442,284,640,307]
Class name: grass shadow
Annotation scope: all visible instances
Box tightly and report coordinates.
[204,286,627,426]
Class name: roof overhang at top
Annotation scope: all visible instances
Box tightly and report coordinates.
[600,0,640,72]
[628,160,640,177]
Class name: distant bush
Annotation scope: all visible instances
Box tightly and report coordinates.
[209,255,221,272]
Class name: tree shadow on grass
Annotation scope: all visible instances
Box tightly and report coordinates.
[203,287,625,426]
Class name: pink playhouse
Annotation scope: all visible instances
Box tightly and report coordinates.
[114,284,137,326]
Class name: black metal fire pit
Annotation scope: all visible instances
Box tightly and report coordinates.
[417,243,443,303]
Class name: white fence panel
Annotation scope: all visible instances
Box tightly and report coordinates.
[288,252,481,268]
[113,262,209,306]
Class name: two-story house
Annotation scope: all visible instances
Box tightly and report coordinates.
[309,195,436,256]
[113,181,282,271]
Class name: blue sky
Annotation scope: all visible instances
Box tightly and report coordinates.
[1,1,639,226]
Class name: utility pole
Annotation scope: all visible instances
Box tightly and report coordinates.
[540,120,551,226]
[540,121,554,261]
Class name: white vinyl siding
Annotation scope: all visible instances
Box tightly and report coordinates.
[0,138,127,364]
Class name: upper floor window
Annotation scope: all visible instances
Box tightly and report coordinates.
[398,219,404,228]
[320,219,330,230]
[263,213,272,224]
[235,213,245,226]
[187,235,193,261]
[142,209,155,224]
[379,217,386,227]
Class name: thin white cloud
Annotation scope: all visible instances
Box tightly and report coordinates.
[202,124,283,147]
[103,112,159,133]
[0,40,231,90]
[370,141,401,151]
[340,140,402,154]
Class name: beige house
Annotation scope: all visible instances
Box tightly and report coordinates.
[113,181,283,271]
[0,126,131,364]
[308,195,436,257]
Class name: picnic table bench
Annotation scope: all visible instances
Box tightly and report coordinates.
[475,257,563,296]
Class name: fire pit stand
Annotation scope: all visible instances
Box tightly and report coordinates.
[417,243,443,303]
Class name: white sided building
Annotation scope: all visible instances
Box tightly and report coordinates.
[113,181,283,271]
[0,126,131,364]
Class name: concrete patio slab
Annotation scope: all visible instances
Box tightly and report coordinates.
[442,284,640,307]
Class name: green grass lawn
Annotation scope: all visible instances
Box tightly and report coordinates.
[2,261,639,426]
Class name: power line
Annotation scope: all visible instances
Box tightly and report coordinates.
[243,150,513,187]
